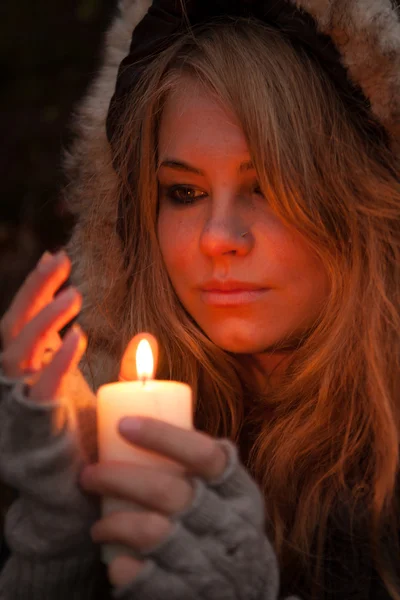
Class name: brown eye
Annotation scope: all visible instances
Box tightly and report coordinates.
[167,186,207,205]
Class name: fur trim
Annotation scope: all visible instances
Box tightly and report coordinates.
[63,0,400,390]
[64,0,152,388]
[292,0,400,153]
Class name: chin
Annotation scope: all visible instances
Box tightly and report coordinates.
[201,323,272,354]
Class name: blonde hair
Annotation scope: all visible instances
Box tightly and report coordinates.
[95,17,400,598]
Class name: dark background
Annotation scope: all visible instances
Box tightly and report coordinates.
[0,0,118,317]
[0,1,120,566]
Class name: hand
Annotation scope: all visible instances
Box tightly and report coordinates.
[80,417,227,587]
[0,252,101,557]
[0,251,155,408]
[0,251,87,402]
[80,417,269,597]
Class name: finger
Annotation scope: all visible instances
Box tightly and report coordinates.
[118,417,227,481]
[28,327,63,377]
[80,462,194,515]
[29,324,87,403]
[2,287,82,377]
[108,555,145,589]
[119,332,159,382]
[91,511,172,554]
[95,517,218,590]
[0,250,71,346]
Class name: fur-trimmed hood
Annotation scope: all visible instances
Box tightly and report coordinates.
[64,0,400,391]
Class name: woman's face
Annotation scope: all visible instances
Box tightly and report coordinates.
[157,78,330,374]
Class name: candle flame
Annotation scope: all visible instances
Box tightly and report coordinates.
[136,339,154,380]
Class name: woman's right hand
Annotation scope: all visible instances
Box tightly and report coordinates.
[0,250,87,403]
[0,251,100,560]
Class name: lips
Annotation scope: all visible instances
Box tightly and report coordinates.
[200,280,267,291]
[200,288,269,307]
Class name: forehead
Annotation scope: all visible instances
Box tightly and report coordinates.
[158,78,249,160]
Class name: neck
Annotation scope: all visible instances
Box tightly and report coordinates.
[251,353,292,389]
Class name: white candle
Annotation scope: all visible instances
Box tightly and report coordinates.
[97,334,193,564]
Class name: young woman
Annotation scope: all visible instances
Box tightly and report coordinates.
[0,1,399,599]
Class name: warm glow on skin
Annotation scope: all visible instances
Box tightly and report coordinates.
[157,77,330,380]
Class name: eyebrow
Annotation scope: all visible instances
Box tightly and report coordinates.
[158,158,255,175]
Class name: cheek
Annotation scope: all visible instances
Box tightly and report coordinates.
[285,239,331,307]
[157,210,197,281]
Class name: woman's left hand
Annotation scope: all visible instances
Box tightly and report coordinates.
[79,416,279,600]
[80,417,228,588]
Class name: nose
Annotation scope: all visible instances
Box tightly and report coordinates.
[199,220,253,257]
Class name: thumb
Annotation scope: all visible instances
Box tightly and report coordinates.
[119,332,159,381]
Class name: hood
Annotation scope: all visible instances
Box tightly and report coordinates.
[63,0,400,390]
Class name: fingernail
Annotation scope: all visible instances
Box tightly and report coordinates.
[70,324,87,353]
[40,251,53,264]
[37,251,55,272]
[64,323,81,344]
[56,287,77,305]
[118,417,143,439]
[70,323,82,337]
[53,250,68,264]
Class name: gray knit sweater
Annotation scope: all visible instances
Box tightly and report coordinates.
[0,369,300,600]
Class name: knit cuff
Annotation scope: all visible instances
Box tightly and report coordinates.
[175,438,265,532]
[0,367,98,558]
[112,438,280,600]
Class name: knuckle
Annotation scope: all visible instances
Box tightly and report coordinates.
[151,475,189,513]
[149,476,172,508]
[198,440,222,473]
[140,512,170,547]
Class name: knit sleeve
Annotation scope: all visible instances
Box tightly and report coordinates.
[0,367,107,600]
[0,368,301,600]
[113,438,301,600]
